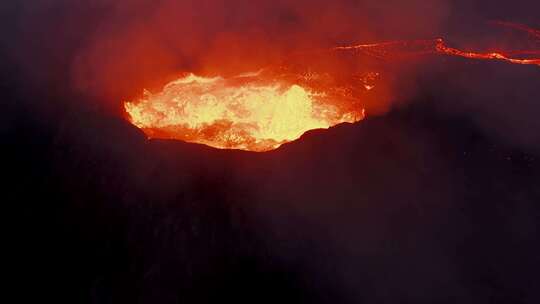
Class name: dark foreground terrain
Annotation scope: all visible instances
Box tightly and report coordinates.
[5,58,540,303]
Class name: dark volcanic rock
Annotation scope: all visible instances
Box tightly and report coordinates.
[8,97,540,303]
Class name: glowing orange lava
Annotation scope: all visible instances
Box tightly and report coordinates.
[334,38,540,66]
[435,39,540,66]
[125,21,539,152]
[125,73,365,152]
[332,21,540,66]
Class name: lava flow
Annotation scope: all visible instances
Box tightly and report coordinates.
[125,21,540,152]
[334,39,540,66]
[125,73,365,152]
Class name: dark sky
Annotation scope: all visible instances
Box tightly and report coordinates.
[3,1,540,303]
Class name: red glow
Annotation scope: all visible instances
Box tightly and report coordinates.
[334,38,540,67]
[125,21,540,152]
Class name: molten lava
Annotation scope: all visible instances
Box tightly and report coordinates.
[334,39,540,66]
[435,39,540,66]
[333,21,540,66]
[125,21,540,152]
[125,73,364,152]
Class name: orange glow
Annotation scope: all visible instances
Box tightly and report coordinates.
[125,73,365,152]
[435,39,540,66]
[334,38,540,66]
[125,21,539,152]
